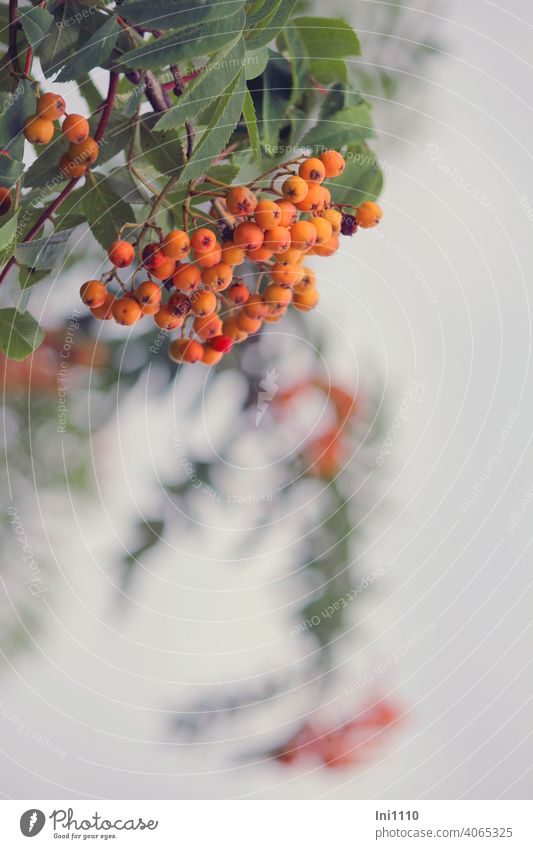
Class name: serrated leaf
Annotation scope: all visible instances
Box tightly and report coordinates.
[88,111,133,165]
[106,168,150,205]
[300,104,374,150]
[82,172,134,250]
[19,5,53,48]
[23,132,68,188]
[294,16,360,60]
[19,265,50,290]
[15,228,75,270]
[0,211,19,261]
[118,0,246,30]
[0,308,44,361]
[155,36,244,130]
[327,142,383,204]
[140,119,185,178]
[243,88,260,165]
[0,79,35,159]
[245,0,297,49]
[245,46,269,80]
[36,4,79,78]
[0,154,24,188]
[121,9,246,69]
[56,16,120,83]
[181,70,246,183]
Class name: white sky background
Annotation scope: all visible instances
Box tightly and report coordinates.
[1,0,533,799]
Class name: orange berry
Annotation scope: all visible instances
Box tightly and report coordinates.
[153,306,184,331]
[90,292,115,320]
[112,296,142,325]
[263,283,293,309]
[135,281,162,311]
[201,345,224,366]
[221,241,246,266]
[299,157,326,184]
[201,262,233,292]
[69,137,99,165]
[62,114,90,144]
[59,153,87,179]
[190,228,216,253]
[194,243,222,268]
[23,116,54,145]
[140,302,161,316]
[296,184,330,212]
[309,216,333,245]
[172,263,201,293]
[150,255,176,280]
[80,279,106,308]
[233,221,264,252]
[108,240,135,268]
[282,175,308,203]
[191,289,217,317]
[276,246,302,264]
[271,263,304,287]
[323,207,342,236]
[193,313,223,340]
[37,92,66,121]
[314,234,339,257]
[263,308,287,323]
[247,245,274,262]
[289,221,317,251]
[169,338,204,364]
[276,199,298,227]
[263,225,291,254]
[243,294,268,319]
[253,199,281,230]
[293,288,319,311]
[294,267,316,292]
[236,312,262,334]
[167,291,192,317]
[356,201,383,228]
[319,150,345,177]
[222,316,248,342]
[0,187,11,216]
[162,229,190,260]
[226,282,249,305]
[226,186,257,216]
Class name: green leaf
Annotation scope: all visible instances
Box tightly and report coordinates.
[121,9,246,69]
[19,5,53,48]
[56,16,120,83]
[294,16,360,60]
[88,111,133,165]
[327,142,383,205]
[300,104,374,150]
[118,0,246,30]
[181,70,246,183]
[19,265,50,290]
[0,79,35,159]
[105,168,150,205]
[243,88,260,165]
[36,4,79,78]
[140,119,185,178]
[0,154,24,189]
[82,172,135,250]
[155,36,245,130]
[23,133,68,188]
[245,46,269,80]
[0,308,44,361]
[77,74,104,113]
[0,211,19,260]
[14,228,76,270]
[245,0,297,49]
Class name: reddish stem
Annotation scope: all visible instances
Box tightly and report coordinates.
[162,67,203,90]
[95,71,119,143]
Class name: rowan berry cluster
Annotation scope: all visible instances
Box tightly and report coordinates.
[78,150,382,365]
[23,90,98,178]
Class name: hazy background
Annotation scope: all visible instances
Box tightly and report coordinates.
[1,0,533,799]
